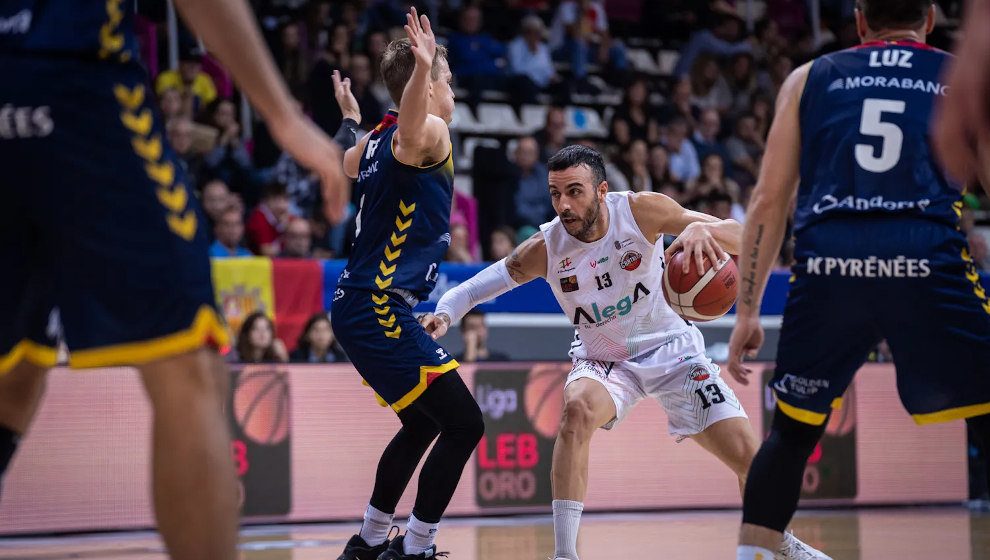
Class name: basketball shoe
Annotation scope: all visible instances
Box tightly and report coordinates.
[337,533,391,560]
[376,535,447,559]
[777,531,832,560]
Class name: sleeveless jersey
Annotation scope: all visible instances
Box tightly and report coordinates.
[338,110,455,302]
[0,0,140,61]
[541,191,694,362]
[794,40,961,234]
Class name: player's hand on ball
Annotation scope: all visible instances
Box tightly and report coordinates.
[332,69,361,124]
[404,7,436,68]
[419,312,450,340]
[727,314,764,385]
[664,222,726,274]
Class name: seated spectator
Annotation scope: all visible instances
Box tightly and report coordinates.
[158,86,188,122]
[456,309,509,363]
[446,6,508,103]
[535,106,568,162]
[725,52,758,116]
[451,190,481,261]
[662,117,701,183]
[246,182,292,257]
[155,45,217,116]
[280,218,313,258]
[272,147,320,220]
[657,78,700,129]
[347,54,386,128]
[200,179,232,235]
[611,75,660,147]
[289,313,348,363]
[209,207,252,258]
[685,153,744,220]
[274,21,311,100]
[507,15,557,102]
[199,98,255,189]
[725,113,765,188]
[615,139,653,192]
[231,312,288,363]
[691,108,733,175]
[648,144,676,186]
[689,53,732,113]
[752,18,785,63]
[758,54,794,102]
[513,136,554,228]
[549,0,627,80]
[767,0,809,42]
[704,191,735,220]
[656,181,686,205]
[673,13,752,77]
[489,226,517,261]
[165,117,204,188]
[446,217,476,264]
[749,94,773,140]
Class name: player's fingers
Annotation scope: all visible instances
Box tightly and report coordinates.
[421,13,433,37]
[704,242,720,271]
[332,69,342,89]
[410,7,421,32]
[694,246,704,274]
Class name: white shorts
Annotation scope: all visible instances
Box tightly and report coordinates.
[566,328,747,436]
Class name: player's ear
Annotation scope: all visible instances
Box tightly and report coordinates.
[923,4,936,34]
[598,181,608,200]
[853,8,868,40]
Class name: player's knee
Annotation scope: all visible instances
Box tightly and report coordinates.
[140,347,228,408]
[768,406,825,460]
[559,396,598,441]
[463,400,486,446]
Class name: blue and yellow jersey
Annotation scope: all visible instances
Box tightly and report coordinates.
[0,0,138,62]
[338,110,455,302]
[795,40,961,234]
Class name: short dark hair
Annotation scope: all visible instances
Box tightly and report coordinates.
[380,38,449,106]
[261,181,288,200]
[856,0,932,30]
[548,145,606,187]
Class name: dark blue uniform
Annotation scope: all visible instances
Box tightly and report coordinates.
[331,110,458,411]
[0,1,226,373]
[772,40,990,425]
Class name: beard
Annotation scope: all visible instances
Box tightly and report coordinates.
[560,198,601,242]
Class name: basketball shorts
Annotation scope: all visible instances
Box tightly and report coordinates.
[566,328,747,435]
[330,287,458,412]
[774,216,990,426]
[0,54,226,374]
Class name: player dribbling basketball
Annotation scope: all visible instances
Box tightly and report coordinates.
[421,145,828,560]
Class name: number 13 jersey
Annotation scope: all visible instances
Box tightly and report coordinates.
[794,40,962,235]
[541,191,695,362]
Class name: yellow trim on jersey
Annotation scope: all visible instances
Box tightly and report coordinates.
[0,340,58,375]
[389,136,453,171]
[68,306,229,369]
[391,359,460,412]
[831,397,842,409]
[912,402,990,425]
[776,395,829,426]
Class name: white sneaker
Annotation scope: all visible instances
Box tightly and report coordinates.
[777,531,832,560]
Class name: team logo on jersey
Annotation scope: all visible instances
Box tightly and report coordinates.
[590,256,608,268]
[558,257,575,273]
[620,251,642,271]
[614,238,633,250]
[560,275,579,293]
[689,364,710,382]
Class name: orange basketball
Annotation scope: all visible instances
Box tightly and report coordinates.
[233,370,290,445]
[523,364,568,439]
[662,251,738,321]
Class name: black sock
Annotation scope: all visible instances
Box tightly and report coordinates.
[0,424,21,500]
[742,407,828,532]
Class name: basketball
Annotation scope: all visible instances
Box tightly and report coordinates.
[523,363,569,439]
[662,251,739,322]
[233,369,290,445]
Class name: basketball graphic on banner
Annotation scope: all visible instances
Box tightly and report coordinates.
[234,369,290,445]
[524,363,568,439]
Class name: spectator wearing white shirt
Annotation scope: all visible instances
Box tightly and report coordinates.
[661,117,701,183]
[507,15,557,102]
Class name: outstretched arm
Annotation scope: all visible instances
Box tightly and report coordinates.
[173,0,348,222]
[421,232,548,338]
[727,62,810,385]
[393,7,450,167]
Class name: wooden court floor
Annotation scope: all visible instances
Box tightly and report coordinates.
[0,507,987,560]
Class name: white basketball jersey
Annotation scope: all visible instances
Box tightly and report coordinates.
[541,192,697,362]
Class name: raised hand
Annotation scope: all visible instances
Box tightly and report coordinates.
[404,6,436,69]
[332,69,361,124]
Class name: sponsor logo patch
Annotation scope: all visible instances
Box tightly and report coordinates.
[558,257,575,273]
[560,275,580,293]
[690,364,710,381]
[620,250,642,271]
[590,256,608,268]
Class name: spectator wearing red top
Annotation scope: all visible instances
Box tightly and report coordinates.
[246,182,292,257]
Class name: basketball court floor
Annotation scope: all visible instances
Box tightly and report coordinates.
[1,507,987,560]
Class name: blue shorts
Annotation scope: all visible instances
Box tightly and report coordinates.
[0,55,227,374]
[774,217,990,425]
[330,288,458,412]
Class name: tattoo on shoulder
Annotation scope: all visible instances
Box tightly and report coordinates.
[740,224,764,307]
[506,249,526,282]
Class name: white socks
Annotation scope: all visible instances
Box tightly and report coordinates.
[359,504,393,546]
[552,499,583,560]
[404,513,440,555]
[737,545,775,560]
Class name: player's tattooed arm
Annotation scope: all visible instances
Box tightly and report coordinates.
[740,224,765,308]
[505,232,549,284]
